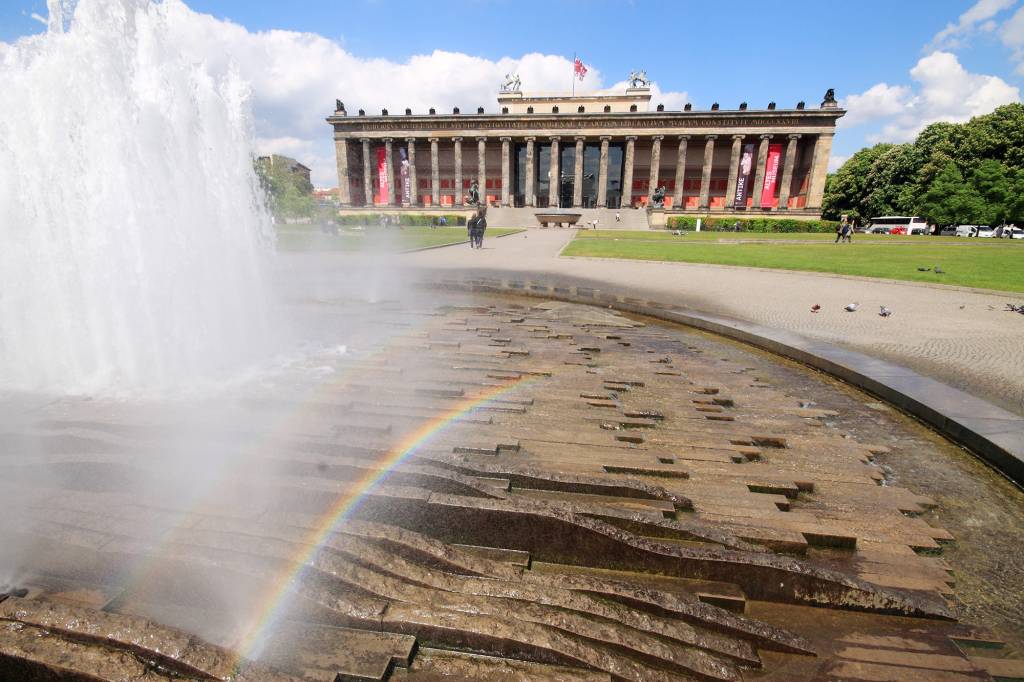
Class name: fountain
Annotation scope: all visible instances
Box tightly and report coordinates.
[0,0,274,395]
[2,2,1023,680]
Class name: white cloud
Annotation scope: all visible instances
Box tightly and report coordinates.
[828,154,849,172]
[929,0,1017,49]
[838,83,912,127]
[1000,5,1024,72]
[840,51,1019,143]
[158,2,686,186]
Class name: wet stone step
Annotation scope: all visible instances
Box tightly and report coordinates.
[450,543,531,567]
[260,622,416,682]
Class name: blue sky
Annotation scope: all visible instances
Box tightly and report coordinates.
[3,0,1023,184]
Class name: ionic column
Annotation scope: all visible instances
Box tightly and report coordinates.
[548,136,561,208]
[453,137,463,206]
[383,138,395,206]
[429,137,440,205]
[360,138,373,207]
[698,135,717,209]
[597,136,611,208]
[405,138,417,207]
[334,138,352,206]
[525,136,536,207]
[477,137,487,204]
[777,134,801,210]
[725,134,744,208]
[572,136,585,208]
[646,135,663,205]
[752,134,772,208]
[500,137,511,206]
[671,135,689,208]
[806,133,834,209]
[621,136,636,209]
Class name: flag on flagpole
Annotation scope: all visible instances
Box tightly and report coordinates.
[573,57,587,81]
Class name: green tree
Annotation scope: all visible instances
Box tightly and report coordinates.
[970,159,1013,225]
[916,162,986,226]
[256,157,316,220]
[862,144,917,217]
[821,143,895,221]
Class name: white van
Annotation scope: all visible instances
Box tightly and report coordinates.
[955,225,981,237]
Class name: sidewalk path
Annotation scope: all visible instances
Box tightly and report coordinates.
[404,229,1024,416]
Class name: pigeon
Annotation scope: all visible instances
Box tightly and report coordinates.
[879,306,893,317]
[811,304,821,313]
[934,265,945,274]
[844,302,859,312]
[917,267,931,272]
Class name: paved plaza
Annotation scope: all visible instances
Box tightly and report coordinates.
[405,229,1024,417]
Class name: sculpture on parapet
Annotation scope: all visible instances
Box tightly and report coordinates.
[628,70,650,88]
[500,73,522,92]
[821,88,837,107]
[335,99,346,113]
[468,180,480,206]
[651,185,666,208]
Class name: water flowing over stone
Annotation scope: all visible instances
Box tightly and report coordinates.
[0,0,274,394]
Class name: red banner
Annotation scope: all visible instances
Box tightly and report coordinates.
[759,143,783,207]
[376,147,389,205]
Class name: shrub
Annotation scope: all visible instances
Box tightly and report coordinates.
[335,212,467,227]
[665,216,837,233]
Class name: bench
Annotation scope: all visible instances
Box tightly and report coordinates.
[535,212,582,228]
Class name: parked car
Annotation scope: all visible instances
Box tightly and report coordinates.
[1004,226,1024,239]
[908,226,928,235]
[868,226,891,234]
[974,227,995,238]
[939,226,958,236]
[955,225,981,237]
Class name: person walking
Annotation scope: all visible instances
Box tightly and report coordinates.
[472,206,488,248]
[842,220,853,243]
[835,218,846,244]
[466,212,477,248]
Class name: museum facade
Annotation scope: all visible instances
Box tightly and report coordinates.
[327,87,844,218]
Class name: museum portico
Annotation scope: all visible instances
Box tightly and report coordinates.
[327,86,844,218]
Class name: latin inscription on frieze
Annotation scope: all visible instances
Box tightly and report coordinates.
[336,115,826,133]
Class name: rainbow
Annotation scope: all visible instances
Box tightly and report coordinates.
[232,374,538,665]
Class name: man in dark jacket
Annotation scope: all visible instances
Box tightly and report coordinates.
[469,207,487,249]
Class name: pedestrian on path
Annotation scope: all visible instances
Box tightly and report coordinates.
[835,218,846,244]
[842,220,853,243]
[469,206,487,249]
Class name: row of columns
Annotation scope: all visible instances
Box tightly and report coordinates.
[335,133,832,210]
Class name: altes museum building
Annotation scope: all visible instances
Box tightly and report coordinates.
[327,80,844,219]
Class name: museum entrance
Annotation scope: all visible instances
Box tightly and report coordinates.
[513,140,623,208]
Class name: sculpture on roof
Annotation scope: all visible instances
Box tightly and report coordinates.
[335,99,345,113]
[628,70,650,88]
[500,73,522,92]
[823,88,836,104]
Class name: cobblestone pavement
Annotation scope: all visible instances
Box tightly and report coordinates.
[405,229,1024,416]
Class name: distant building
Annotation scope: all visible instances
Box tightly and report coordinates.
[257,154,312,189]
[327,85,844,219]
[313,187,339,204]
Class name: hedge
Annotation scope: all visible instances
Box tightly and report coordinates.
[335,213,467,227]
[665,216,838,233]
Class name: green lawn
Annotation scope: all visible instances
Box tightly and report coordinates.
[562,231,1024,292]
[277,227,521,252]
[575,230,1009,244]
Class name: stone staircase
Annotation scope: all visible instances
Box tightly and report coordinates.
[485,206,650,230]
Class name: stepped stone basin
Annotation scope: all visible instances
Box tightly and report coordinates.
[1,289,1022,681]
[535,212,582,227]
